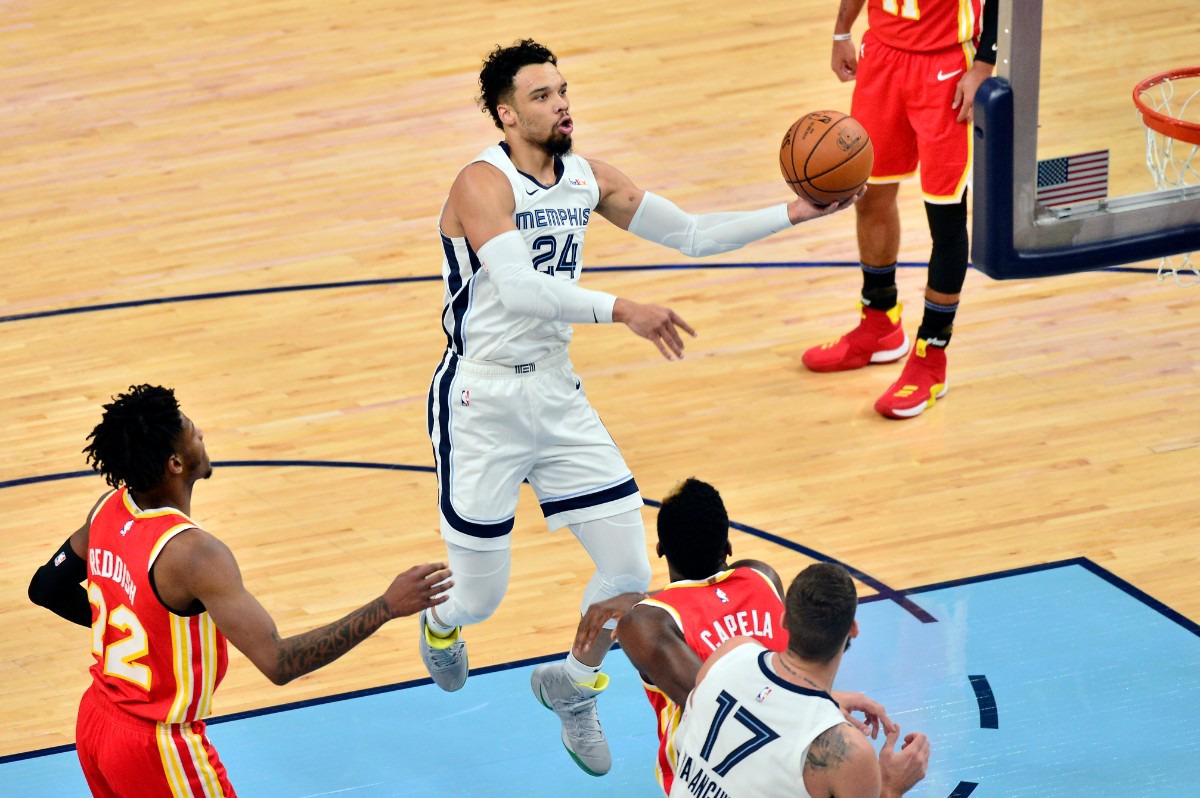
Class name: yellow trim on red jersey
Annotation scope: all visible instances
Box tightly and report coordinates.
[744,567,783,599]
[167,613,194,724]
[197,614,218,719]
[957,0,973,42]
[121,488,200,524]
[149,524,200,567]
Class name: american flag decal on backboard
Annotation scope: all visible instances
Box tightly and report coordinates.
[1035,150,1110,207]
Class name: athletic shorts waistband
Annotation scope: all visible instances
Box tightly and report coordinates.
[81,685,201,733]
[450,348,570,377]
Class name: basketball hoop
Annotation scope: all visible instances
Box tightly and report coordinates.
[1133,67,1200,286]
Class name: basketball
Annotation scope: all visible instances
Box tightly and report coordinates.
[779,111,874,205]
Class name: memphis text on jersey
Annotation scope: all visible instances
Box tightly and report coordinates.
[514,206,591,230]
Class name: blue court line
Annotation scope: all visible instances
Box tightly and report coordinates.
[5,461,932,623]
[0,262,1159,325]
[0,644,575,767]
[898,556,1200,638]
[32,551,1157,771]
[723,515,939,624]
[11,554,1200,796]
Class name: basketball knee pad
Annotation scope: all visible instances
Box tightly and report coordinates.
[439,543,511,626]
[924,196,969,295]
[571,510,652,616]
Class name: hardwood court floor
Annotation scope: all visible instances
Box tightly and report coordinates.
[2,0,1197,760]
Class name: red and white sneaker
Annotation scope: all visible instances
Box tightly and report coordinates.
[802,303,909,372]
[874,339,948,419]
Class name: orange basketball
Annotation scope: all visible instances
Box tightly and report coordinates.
[779,111,874,205]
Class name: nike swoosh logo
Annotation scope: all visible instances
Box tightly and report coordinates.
[937,69,963,82]
[525,188,539,195]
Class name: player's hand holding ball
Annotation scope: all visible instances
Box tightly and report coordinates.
[780,110,873,221]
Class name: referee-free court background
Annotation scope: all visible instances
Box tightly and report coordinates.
[2,0,1198,795]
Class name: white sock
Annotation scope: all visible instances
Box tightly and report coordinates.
[426,609,457,636]
[563,652,602,687]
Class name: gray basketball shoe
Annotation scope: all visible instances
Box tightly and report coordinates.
[531,663,611,776]
[418,610,468,692]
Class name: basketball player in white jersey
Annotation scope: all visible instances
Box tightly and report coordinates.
[420,39,861,775]
[670,563,929,797]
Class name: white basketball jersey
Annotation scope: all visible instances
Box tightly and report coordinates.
[438,144,601,366]
[669,643,846,798]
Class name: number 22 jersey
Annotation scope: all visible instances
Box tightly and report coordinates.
[86,487,228,723]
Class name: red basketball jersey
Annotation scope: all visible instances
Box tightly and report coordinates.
[86,488,229,724]
[633,566,787,794]
[867,0,984,52]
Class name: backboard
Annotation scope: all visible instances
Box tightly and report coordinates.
[972,0,1200,279]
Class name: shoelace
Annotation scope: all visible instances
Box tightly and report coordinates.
[428,640,463,669]
[557,694,605,745]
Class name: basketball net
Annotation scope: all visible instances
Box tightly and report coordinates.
[1136,70,1200,286]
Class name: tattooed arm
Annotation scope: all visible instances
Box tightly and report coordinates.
[802,722,880,798]
[803,719,930,798]
[155,528,451,685]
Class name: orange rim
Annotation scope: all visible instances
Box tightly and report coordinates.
[1133,67,1200,146]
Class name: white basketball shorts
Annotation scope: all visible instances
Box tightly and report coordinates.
[427,348,643,551]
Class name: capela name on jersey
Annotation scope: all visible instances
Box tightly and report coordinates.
[699,609,774,652]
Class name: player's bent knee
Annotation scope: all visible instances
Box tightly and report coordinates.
[611,565,651,595]
[451,587,505,625]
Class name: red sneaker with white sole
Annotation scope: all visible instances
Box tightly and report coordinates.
[874,339,948,419]
[802,303,909,372]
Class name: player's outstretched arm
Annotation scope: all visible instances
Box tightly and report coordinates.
[572,591,649,656]
[615,604,706,705]
[160,529,451,685]
[590,158,857,258]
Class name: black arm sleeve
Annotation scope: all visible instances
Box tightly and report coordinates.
[29,538,91,627]
[976,0,999,64]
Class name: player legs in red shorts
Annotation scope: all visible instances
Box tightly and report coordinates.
[76,686,237,798]
[804,21,996,419]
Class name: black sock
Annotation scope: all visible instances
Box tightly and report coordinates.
[860,263,897,311]
[917,299,957,348]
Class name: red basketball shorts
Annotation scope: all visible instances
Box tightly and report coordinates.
[850,31,974,203]
[76,686,236,797]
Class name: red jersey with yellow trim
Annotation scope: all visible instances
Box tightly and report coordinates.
[867,0,984,52]
[633,566,787,794]
[85,488,228,724]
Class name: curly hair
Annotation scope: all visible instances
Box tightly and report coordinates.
[83,384,182,492]
[477,38,558,129]
[783,563,858,663]
[655,478,730,580]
